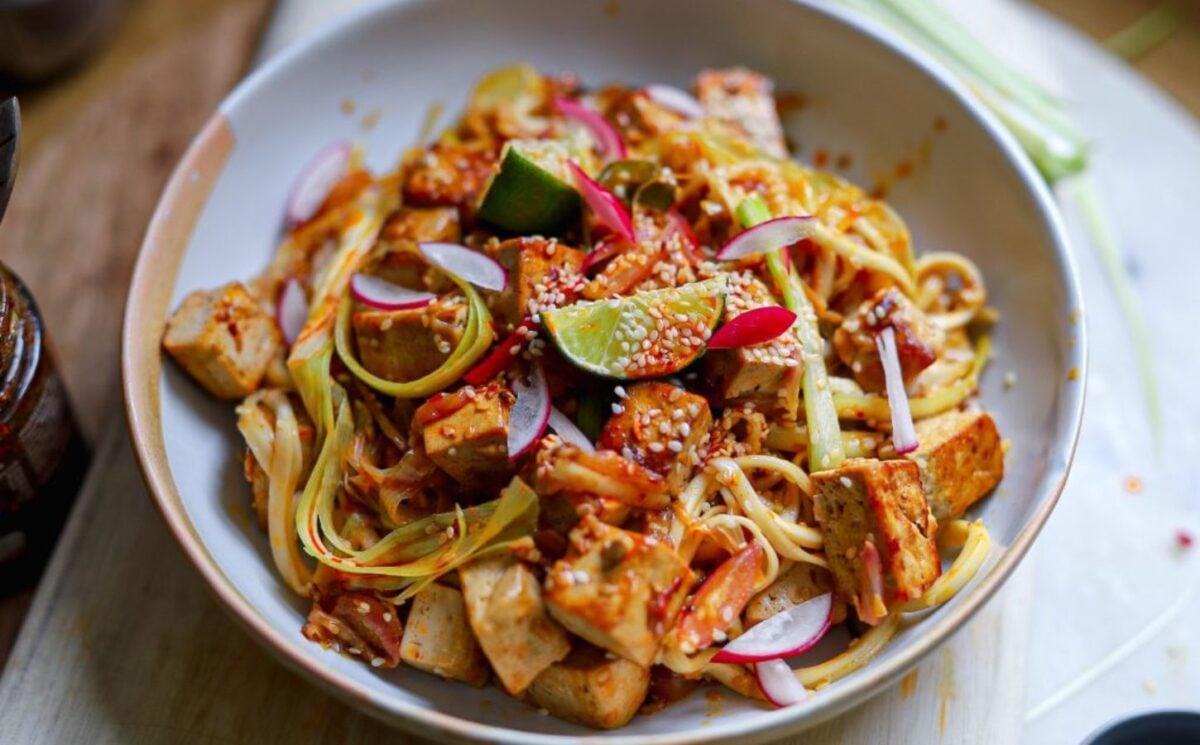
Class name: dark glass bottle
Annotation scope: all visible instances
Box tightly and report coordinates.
[0,261,89,592]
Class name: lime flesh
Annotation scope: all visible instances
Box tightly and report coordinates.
[477,140,580,234]
[541,277,727,380]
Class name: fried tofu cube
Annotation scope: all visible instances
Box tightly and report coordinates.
[353,294,467,383]
[524,645,651,730]
[487,236,586,326]
[695,68,787,158]
[811,458,940,618]
[419,381,512,489]
[704,274,801,413]
[460,556,570,694]
[597,382,712,494]
[399,583,488,686]
[163,282,280,399]
[833,288,944,394]
[744,562,848,628]
[544,516,694,667]
[907,410,1004,520]
[401,142,496,211]
[382,205,461,243]
[535,438,670,513]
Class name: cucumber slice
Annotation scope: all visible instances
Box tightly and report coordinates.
[542,277,726,380]
[477,139,580,234]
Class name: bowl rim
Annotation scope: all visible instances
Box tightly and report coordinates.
[122,0,1088,742]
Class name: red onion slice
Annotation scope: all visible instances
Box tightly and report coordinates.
[548,407,595,453]
[419,242,508,292]
[285,141,350,227]
[706,306,797,350]
[711,593,832,664]
[644,84,705,119]
[349,273,436,311]
[568,162,636,243]
[508,363,551,460]
[276,278,308,345]
[554,96,627,160]
[717,216,816,261]
[875,326,919,454]
[754,659,809,708]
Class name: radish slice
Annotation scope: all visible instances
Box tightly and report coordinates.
[548,407,595,453]
[717,216,816,261]
[419,242,508,292]
[875,326,919,454]
[508,363,551,460]
[581,235,629,273]
[644,84,705,118]
[857,540,887,626]
[666,209,703,261]
[711,593,832,664]
[706,306,797,350]
[349,273,436,311]
[754,659,809,708]
[554,96,627,160]
[276,278,308,345]
[462,321,534,386]
[568,162,636,243]
[285,141,350,227]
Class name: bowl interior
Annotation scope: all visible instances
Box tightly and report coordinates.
[138,0,1083,741]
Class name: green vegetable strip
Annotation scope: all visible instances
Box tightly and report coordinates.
[1103,2,1184,61]
[736,194,845,471]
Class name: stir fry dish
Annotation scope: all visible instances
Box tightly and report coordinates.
[162,64,1003,728]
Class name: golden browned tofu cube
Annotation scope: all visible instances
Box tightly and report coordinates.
[352,294,467,383]
[401,142,495,211]
[544,516,693,667]
[163,282,280,399]
[811,458,940,617]
[597,382,712,494]
[744,562,848,628]
[487,236,586,326]
[459,556,570,694]
[833,288,944,394]
[524,645,651,730]
[695,68,787,158]
[704,273,801,414]
[907,410,1004,520]
[399,583,488,686]
[534,438,670,513]
[419,381,512,489]
[382,205,461,243]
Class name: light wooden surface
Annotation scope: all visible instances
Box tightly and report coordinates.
[0,0,1191,743]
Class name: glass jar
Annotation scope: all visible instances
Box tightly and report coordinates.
[0,260,88,592]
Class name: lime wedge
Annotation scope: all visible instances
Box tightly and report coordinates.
[477,139,580,234]
[542,278,727,380]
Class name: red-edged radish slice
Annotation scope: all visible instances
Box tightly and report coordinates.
[568,162,636,243]
[508,363,550,460]
[717,216,816,261]
[706,306,797,350]
[419,242,508,292]
[285,141,350,227]
[554,96,627,160]
[349,273,436,311]
[462,321,534,386]
[666,209,703,262]
[276,278,308,345]
[875,326,919,454]
[581,235,629,273]
[548,407,595,453]
[644,84,704,119]
[856,540,887,626]
[712,593,832,664]
[754,659,809,708]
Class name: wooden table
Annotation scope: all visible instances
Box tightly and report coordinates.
[0,1,1194,743]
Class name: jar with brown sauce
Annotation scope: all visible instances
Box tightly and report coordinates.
[0,261,89,592]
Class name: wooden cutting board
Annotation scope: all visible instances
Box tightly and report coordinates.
[0,1,1032,742]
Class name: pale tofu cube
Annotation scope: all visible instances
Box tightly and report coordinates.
[744,562,848,628]
[544,516,693,667]
[524,645,650,730]
[352,294,467,383]
[163,282,280,399]
[695,68,787,158]
[399,583,488,686]
[459,556,570,694]
[907,410,1004,520]
[419,380,512,489]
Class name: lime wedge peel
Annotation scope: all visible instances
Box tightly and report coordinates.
[477,140,580,235]
[541,277,727,380]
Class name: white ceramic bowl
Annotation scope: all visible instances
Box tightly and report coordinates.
[123,1,1086,742]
